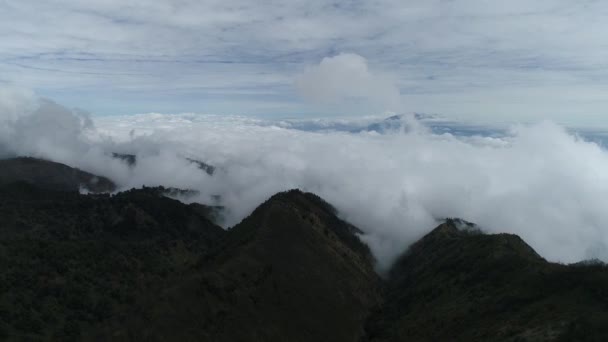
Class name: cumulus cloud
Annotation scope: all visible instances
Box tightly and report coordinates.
[295,53,402,111]
[3,90,608,271]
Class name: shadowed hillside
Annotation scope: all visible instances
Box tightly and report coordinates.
[197,190,381,341]
[365,219,608,342]
[0,174,381,341]
[93,189,382,341]
[0,157,115,193]
[0,182,225,341]
[1,159,608,341]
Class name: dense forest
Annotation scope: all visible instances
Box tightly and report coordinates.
[0,158,607,341]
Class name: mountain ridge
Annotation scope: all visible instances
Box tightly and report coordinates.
[367,220,608,341]
[1,158,607,341]
[0,157,116,193]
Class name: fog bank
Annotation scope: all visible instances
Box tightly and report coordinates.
[2,89,608,269]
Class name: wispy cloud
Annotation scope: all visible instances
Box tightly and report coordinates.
[1,1,607,120]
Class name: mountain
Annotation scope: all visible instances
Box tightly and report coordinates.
[0,157,116,193]
[1,160,608,341]
[0,181,226,341]
[195,190,380,341]
[358,113,508,138]
[111,153,216,176]
[185,157,216,175]
[0,171,380,341]
[366,219,608,341]
[364,114,410,133]
[91,189,381,341]
[111,153,137,167]
[361,113,435,134]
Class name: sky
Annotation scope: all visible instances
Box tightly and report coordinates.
[1,0,608,123]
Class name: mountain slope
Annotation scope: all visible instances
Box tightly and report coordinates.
[2,158,608,341]
[0,182,225,341]
[366,219,608,342]
[100,189,382,341]
[0,157,115,192]
[204,190,380,341]
[0,178,381,341]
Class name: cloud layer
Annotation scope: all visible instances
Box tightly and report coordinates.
[1,1,608,120]
[3,89,608,270]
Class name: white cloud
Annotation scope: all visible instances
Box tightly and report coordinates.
[0,87,37,123]
[4,90,608,271]
[1,1,607,120]
[295,53,402,111]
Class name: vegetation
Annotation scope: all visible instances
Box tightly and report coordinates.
[0,157,115,193]
[1,159,607,341]
[0,182,224,340]
[0,183,380,341]
[366,221,608,341]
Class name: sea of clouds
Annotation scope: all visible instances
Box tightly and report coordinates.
[2,87,608,270]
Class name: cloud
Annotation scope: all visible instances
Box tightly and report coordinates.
[295,53,402,111]
[0,87,37,123]
[1,1,608,120]
[4,90,608,271]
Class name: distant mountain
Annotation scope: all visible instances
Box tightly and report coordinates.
[363,114,409,133]
[362,113,435,133]
[0,157,115,193]
[110,153,216,176]
[111,153,137,167]
[361,113,511,138]
[185,157,216,175]
[271,113,433,134]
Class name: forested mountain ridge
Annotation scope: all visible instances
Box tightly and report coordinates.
[0,158,607,341]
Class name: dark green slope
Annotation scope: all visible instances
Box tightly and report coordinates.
[2,157,608,341]
[0,157,116,193]
[0,180,381,341]
[106,189,382,342]
[366,219,608,342]
[0,182,225,341]
[204,190,381,342]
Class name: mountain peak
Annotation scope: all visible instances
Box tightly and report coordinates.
[368,220,599,342]
[184,189,380,341]
[264,189,340,218]
[231,189,370,261]
[400,218,542,264]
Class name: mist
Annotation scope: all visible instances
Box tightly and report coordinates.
[2,88,608,270]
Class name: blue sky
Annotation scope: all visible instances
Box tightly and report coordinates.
[1,0,608,123]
